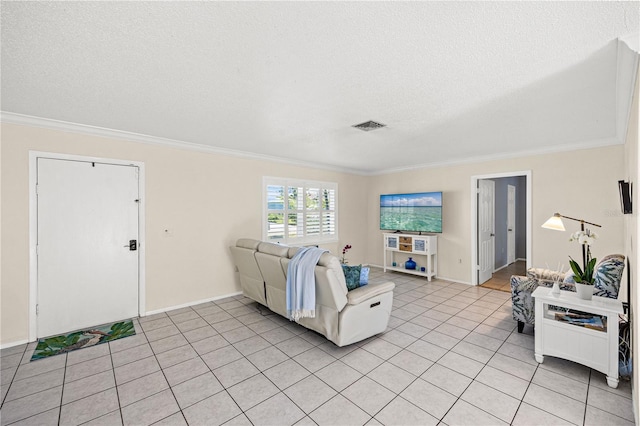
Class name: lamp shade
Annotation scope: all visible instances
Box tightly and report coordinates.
[542,214,565,231]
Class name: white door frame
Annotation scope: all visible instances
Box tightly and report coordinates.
[29,151,146,341]
[477,179,495,285]
[470,170,532,286]
[507,184,516,265]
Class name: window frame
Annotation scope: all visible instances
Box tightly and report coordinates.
[263,177,338,245]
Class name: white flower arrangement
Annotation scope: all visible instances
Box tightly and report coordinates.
[569,230,598,246]
[568,229,598,284]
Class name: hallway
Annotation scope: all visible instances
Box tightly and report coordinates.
[479,260,526,292]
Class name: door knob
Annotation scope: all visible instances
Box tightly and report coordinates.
[124,240,137,251]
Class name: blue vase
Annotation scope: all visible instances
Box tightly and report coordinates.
[405,257,416,270]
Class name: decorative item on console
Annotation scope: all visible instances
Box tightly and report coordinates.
[547,263,565,297]
[405,257,416,270]
[341,244,352,264]
[569,229,598,300]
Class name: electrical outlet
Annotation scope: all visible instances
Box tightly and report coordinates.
[458,258,462,263]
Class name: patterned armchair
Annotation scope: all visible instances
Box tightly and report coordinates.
[511,254,625,333]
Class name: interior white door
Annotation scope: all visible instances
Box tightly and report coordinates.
[507,184,516,265]
[478,179,495,284]
[37,158,139,337]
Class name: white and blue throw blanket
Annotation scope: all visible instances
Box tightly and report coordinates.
[286,247,327,321]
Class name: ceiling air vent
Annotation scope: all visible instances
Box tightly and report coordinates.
[352,120,386,132]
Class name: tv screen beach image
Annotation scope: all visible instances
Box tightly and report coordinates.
[380,192,442,233]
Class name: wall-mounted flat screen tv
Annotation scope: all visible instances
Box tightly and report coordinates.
[380,191,442,233]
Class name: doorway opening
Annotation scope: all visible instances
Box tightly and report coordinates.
[471,171,532,287]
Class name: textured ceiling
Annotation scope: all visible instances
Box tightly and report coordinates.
[1,1,639,174]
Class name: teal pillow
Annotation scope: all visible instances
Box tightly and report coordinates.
[342,264,362,291]
[360,267,370,286]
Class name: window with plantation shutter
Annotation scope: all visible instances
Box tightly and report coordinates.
[264,177,338,244]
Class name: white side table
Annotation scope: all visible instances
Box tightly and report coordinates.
[533,287,623,388]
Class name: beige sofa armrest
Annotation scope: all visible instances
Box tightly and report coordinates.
[346,281,395,306]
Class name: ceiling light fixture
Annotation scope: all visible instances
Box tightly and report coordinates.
[352,120,386,132]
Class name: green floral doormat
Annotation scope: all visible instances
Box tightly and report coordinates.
[31,320,135,361]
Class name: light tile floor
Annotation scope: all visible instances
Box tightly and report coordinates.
[0,268,634,425]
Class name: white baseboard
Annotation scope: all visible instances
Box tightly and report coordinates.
[143,292,243,316]
[494,258,528,273]
[494,263,509,273]
[1,292,245,347]
[436,276,473,286]
[1,339,30,350]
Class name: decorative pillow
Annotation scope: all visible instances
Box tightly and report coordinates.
[593,255,625,298]
[360,267,370,286]
[342,264,362,291]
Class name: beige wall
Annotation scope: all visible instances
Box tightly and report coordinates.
[0,123,369,345]
[0,121,629,347]
[624,68,639,425]
[366,146,626,283]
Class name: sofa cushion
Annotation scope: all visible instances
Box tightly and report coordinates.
[360,267,370,286]
[258,241,290,257]
[236,238,261,250]
[318,252,339,267]
[342,264,362,291]
[288,247,302,258]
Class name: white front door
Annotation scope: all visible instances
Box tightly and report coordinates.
[478,179,495,284]
[37,158,140,337]
[507,184,516,265]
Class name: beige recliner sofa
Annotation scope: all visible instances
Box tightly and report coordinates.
[230,238,396,346]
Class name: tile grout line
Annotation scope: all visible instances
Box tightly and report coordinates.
[117,316,192,423]
[429,299,514,425]
[340,284,507,424]
[157,299,299,423]
[57,353,67,426]
[217,296,335,424]
[232,321,328,423]
[145,310,215,424]
[15,349,67,425]
[108,332,126,426]
[0,344,28,409]
[1,272,633,426]
[399,284,519,423]
[164,310,219,425]
[584,369,592,426]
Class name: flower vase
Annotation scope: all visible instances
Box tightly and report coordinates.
[405,257,416,270]
[575,283,594,300]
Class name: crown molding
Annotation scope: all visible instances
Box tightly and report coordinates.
[619,33,639,54]
[1,111,625,177]
[372,136,623,176]
[615,39,639,146]
[0,112,361,175]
